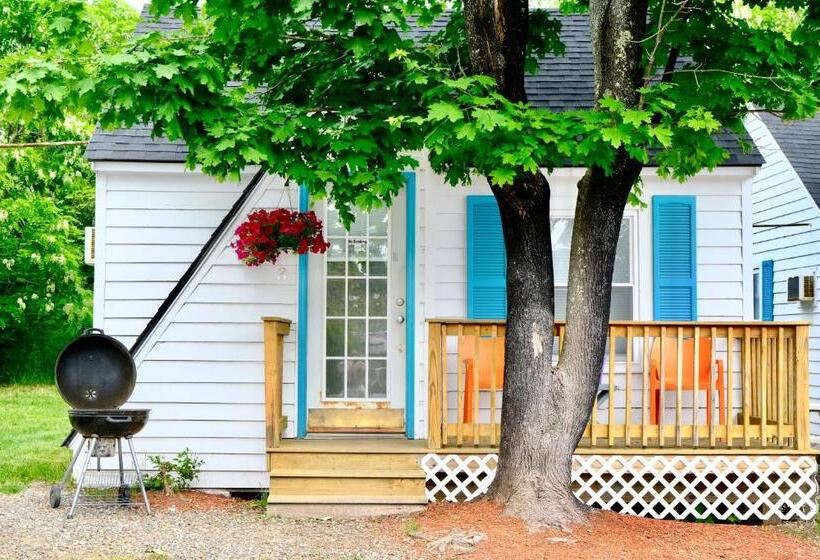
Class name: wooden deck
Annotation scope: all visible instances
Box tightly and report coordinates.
[427,319,812,453]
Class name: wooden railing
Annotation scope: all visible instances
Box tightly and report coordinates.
[427,319,811,452]
[263,317,292,448]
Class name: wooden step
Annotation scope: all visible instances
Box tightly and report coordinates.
[267,494,427,505]
[269,451,423,473]
[268,476,426,502]
[271,468,425,479]
[267,438,428,505]
[307,408,406,433]
[268,437,428,453]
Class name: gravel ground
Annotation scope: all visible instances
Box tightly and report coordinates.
[0,484,414,560]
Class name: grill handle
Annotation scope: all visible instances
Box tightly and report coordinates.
[105,416,134,423]
[84,328,105,335]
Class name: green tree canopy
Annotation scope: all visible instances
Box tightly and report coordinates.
[0,0,138,381]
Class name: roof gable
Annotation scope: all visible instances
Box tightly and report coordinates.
[760,113,820,211]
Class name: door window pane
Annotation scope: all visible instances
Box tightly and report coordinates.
[347,319,366,356]
[347,360,366,398]
[368,360,387,399]
[326,280,345,316]
[323,203,392,400]
[326,319,345,356]
[326,360,345,398]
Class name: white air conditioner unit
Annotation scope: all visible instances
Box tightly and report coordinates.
[84,227,96,265]
[787,274,815,302]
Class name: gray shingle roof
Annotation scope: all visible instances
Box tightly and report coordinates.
[86,11,761,166]
[760,113,820,210]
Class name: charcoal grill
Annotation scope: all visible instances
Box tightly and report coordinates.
[51,328,151,518]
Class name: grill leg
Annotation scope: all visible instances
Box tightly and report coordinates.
[67,437,96,519]
[126,437,151,515]
[117,439,124,485]
[58,436,85,491]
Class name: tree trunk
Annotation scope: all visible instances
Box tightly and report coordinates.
[462,0,649,528]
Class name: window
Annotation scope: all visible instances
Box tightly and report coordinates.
[753,268,760,320]
[551,218,633,320]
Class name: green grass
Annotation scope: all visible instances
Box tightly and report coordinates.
[0,385,70,493]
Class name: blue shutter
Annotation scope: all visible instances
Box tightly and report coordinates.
[467,196,506,318]
[653,196,697,320]
[761,259,774,321]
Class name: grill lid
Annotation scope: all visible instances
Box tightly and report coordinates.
[55,328,137,409]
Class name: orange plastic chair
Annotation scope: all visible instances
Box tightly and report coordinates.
[461,335,505,423]
[649,337,726,425]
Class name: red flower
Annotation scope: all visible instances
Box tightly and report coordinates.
[232,207,329,267]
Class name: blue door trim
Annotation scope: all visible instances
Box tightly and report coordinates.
[403,172,417,438]
[296,185,309,438]
[296,175,417,439]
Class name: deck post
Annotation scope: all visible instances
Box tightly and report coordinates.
[427,321,443,449]
[794,324,810,450]
[263,317,292,449]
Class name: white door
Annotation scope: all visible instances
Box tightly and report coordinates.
[307,192,407,428]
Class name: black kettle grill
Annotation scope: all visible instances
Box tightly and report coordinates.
[51,328,151,518]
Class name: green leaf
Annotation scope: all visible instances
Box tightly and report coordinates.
[601,126,629,148]
[473,109,506,131]
[622,109,651,126]
[455,122,476,141]
[490,168,516,186]
[155,64,179,80]
[428,101,463,123]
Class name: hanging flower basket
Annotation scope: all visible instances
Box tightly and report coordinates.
[231,208,330,267]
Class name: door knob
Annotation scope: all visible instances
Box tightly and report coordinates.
[396,315,406,324]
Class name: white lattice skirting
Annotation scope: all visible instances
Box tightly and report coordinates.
[421,453,818,521]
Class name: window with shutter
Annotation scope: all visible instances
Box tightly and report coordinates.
[466,196,507,319]
[465,197,634,321]
[652,196,697,321]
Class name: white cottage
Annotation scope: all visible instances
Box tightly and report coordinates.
[81,13,816,521]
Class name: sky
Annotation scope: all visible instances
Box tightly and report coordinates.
[124,0,148,11]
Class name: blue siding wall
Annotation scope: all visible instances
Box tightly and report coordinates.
[653,196,698,320]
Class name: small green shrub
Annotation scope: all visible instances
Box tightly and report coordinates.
[143,449,204,495]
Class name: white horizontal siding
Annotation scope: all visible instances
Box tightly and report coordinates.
[747,114,820,436]
[94,168,295,489]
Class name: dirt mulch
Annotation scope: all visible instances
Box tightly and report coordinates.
[395,501,820,560]
[146,489,248,512]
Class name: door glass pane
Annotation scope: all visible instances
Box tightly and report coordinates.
[368,360,387,399]
[324,203,391,400]
[369,207,388,236]
[326,280,345,316]
[348,239,367,277]
[347,360,366,398]
[327,238,346,276]
[326,319,345,356]
[369,279,387,316]
[348,279,366,316]
[368,319,387,357]
[347,319,366,356]
[326,360,345,398]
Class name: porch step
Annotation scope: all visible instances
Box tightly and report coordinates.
[267,438,428,506]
